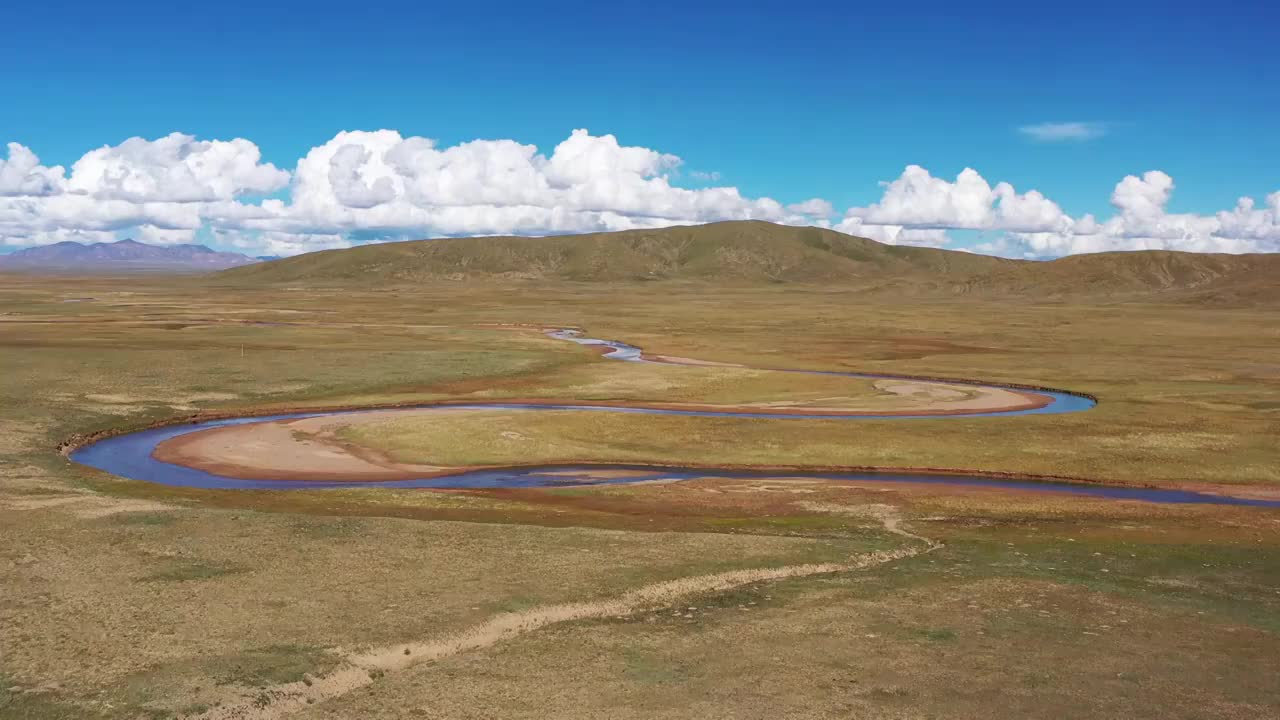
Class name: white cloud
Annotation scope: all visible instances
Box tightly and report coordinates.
[229,128,807,249]
[133,225,198,245]
[0,191,204,249]
[1216,192,1280,241]
[0,227,115,248]
[0,143,65,197]
[972,172,1280,258]
[327,143,398,209]
[1018,122,1107,142]
[787,198,834,218]
[846,165,1072,235]
[0,134,284,249]
[214,229,352,257]
[839,164,1280,258]
[544,129,680,189]
[833,216,951,247]
[67,133,289,202]
[1,129,1278,260]
[1112,170,1172,222]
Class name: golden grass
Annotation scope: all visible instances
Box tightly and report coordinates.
[337,406,1277,485]
[1,500,876,717]
[300,573,1280,720]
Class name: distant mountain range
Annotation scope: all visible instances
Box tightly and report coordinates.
[216,220,1280,305]
[0,239,261,272]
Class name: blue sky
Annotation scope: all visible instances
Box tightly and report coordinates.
[2,0,1277,256]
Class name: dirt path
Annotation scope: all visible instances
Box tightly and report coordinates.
[797,501,940,547]
[191,512,936,720]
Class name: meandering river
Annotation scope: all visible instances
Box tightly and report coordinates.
[68,329,1279,507]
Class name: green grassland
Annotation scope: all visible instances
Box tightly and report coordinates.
[1,272,1277,719]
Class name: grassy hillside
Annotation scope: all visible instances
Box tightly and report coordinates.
[216,221,1010,284]
[962,249,1280,301]
[216,220,1280,304]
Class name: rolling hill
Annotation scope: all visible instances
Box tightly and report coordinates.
[958,248,1280,302]
[214,221,1280,304]
[216,221,1012,284]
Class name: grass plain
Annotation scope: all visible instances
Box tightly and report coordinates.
[1,273,1278,719]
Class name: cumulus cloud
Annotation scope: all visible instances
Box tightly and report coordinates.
[846,165,1072,234]
[973,171,1280,257]
[831,164,1279,258]
[0,134,286,249]
[133,225,199,245]
[1,129,1278,259]
[0,227,115,248]
[0,191,203,247]
[1018,122,1107,142]
[0,143,65,196]
[3,128,837,254]
[832,216,951,247]
[67,133,289,202]
[214,229,352,257]
[787,198,834,218]
[230,128,813,243]
[1216,192,1280,241]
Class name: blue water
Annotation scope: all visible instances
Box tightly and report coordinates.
[69,329,1278,507]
